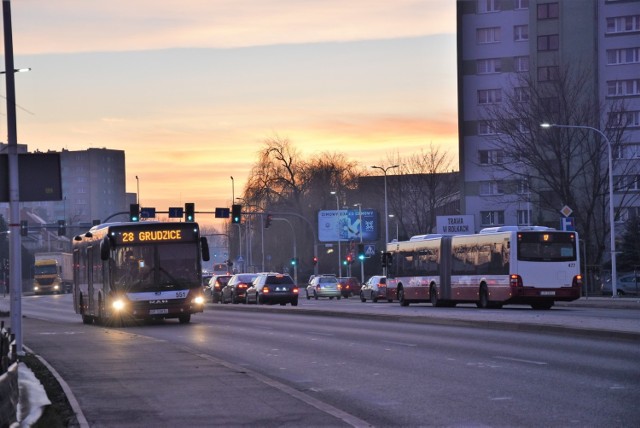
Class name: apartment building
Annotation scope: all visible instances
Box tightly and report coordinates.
[457,0,640,230]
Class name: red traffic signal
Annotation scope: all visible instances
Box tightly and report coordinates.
[312,256,318,265]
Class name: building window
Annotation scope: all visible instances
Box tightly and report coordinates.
[514,25,529,41]
[477,27,501,44]
[614,175,640,192]
[517,179,530,194]
[538,66,559,82]
[478,89,503,105]
[607,48,640,65]
[479,149,504,165]
[538,34,559,51]
[610,111,640,127]
[477,0,501,13]
[478,121,500,135]
[517,209,532,226]
[537,2,559,19]
[476,58,502,74]
[479,181,505,195]
[606,15,640,34]
[514,86,530,102]
[514,0,529,10]
[621,207,640,222]
[607,79,640,96]
[514,56,529,72]
[481,211,505,226]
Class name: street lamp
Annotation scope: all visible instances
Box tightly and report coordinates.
[135,175,140,204]
[371,165,399,246]
[540,123,617,297]
[371,164,399,276]
[330,191,342,277]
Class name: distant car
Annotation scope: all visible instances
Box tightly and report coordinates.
[208,275,232,303]
[306,275,342,300]
[360,276,391,303]
[222,273,259,304]
[202,273,212,290]
[601,273,640,296]
[337,277,361,297]
[246,273,299,306]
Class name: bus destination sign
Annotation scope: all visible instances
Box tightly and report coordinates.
[112,228,194,244]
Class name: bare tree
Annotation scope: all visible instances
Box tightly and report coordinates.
[480,61,638,267]
[382,144,459,238]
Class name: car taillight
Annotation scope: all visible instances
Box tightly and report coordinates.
[510,274,523,287]
[337,284,342,290]
[573,274,583,287]
[215,283,221,289]
[239,284,248,289]
[293,287,299,293]
[262,286,270,294]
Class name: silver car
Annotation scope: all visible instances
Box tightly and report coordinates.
[601,273,640,296]
[306,275,342,300]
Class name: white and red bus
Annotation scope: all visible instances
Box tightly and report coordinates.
[386,226,582,310]
[73,221,210,325]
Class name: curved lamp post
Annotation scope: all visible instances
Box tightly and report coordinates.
[541,123,617,297]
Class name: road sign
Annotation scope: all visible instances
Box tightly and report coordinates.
[168,207,183,218]
[560,205,573,217]
[561,217,575,231]
[140,207,156,218]
[365,244,375,257]
[215,207,230,218]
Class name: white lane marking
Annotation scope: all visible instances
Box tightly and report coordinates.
[494,356,548,365]
[381,340,417,347]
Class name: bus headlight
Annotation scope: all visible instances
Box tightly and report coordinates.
[193,295,205,305]
[112,299,126,311]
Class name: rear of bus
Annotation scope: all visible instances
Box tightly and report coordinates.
[509,230,582,309]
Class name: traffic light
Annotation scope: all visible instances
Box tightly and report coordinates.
[20,220,28,236]
[357,243,365,261]
[129,203,140,222]
[231,204,242,224]
[346,254,352,264]
[290,257,297,266]
[312,256,318,265]
[185,202,195,222]
[264,214,272,228]
[57,220,66,236]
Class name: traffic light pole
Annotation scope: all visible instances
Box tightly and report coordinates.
[273,218,297,285]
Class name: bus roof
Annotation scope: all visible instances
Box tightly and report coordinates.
[479,225,556,234]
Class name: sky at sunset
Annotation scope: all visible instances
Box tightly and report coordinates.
[3,0,458,226]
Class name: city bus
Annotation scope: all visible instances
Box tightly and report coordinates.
[387,226,582,310]
[72,221,210,325]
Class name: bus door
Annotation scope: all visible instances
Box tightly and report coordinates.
[87,246,94,312]
[439,236,453,300]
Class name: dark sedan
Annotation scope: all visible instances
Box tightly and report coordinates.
[222,273,259,304]
[246,273,299,306]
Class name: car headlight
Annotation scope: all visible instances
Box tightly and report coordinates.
[112,299,126,311]
[193,295,205,305]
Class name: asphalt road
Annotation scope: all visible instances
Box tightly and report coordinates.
[2,294,640,427]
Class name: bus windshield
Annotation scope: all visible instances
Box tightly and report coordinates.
[517,232,577,262]
[115,243,199,292]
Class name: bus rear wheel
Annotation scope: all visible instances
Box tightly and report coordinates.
[429,285,439,307]
[398,288,409,307]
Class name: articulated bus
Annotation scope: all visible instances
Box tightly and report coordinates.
[72,221,210,325]
[386,226,582,310]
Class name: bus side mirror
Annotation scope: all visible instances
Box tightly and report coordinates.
[201,237,210,262]
[100,236,111,261]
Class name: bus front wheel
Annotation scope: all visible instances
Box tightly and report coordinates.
[179,313,191,324]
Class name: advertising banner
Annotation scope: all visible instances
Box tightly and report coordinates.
[318,209,379,242]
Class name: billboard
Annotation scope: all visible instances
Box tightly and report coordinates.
[0,153,62,202]
[318,209,379,242]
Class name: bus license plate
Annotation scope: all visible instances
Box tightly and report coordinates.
[149,308,169,315]
[540,291,555,296]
